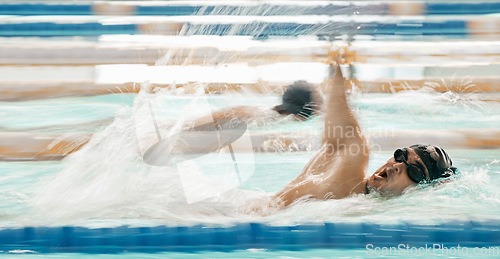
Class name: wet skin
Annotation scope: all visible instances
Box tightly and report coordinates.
[366,148,430,196]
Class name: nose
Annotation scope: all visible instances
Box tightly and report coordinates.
[388,165,400,176]
[393,163,404,175]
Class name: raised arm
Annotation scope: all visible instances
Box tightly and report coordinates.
[268,61,368,209]
[183,106,256,130]
[324,63,364,147]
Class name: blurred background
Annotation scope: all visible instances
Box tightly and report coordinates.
[1,0,500,160]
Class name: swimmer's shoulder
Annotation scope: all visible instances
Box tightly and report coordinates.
[306,143,368,191]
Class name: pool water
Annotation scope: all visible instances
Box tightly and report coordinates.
[1,90,499,230]
[3,90,500,131]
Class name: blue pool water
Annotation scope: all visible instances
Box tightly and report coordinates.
[3,91,500,131]
[1,90,500,228]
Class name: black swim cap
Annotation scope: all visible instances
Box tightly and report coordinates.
[410,144,457,181]
[274,81,318,119]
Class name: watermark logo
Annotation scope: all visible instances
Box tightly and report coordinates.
[366,244,500,257]
[134,94,255,204]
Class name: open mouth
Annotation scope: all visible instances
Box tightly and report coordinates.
[374,170,388,180]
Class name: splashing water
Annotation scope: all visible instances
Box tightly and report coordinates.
[28,88,266,227]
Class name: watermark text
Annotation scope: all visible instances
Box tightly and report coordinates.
[366,244,500,257]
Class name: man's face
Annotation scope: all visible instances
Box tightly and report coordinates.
[367,148,428,196]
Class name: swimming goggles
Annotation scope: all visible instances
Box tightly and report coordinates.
[394,148,429,183]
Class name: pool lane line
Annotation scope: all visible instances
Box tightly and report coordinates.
[0,221,498,253]
[0,82,141,102]
[2,76,500,102]
[1,129,500,162]
[1,1,500,16]
[350,78,500,93]
[1,47,499,66]
[0,18,477,38]
[0,48,330,66]
[2,38,499,67]
[0,133,90,162]
[0,20,470,38]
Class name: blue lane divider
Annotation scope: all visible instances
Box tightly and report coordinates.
[0,222,498,253]
[0,23,138,37]
[0,4,91,16]
[0,20,469,38]
[1,2,500,16]
[427,3,500,15]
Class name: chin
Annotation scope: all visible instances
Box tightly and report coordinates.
[366,182,398,197]
[366,180,381,194]
[366,176,382,189]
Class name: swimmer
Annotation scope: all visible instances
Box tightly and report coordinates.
[272,80,323,121]
[141,80,322,165]
[195,80,322,127]
[268,60,457,209]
